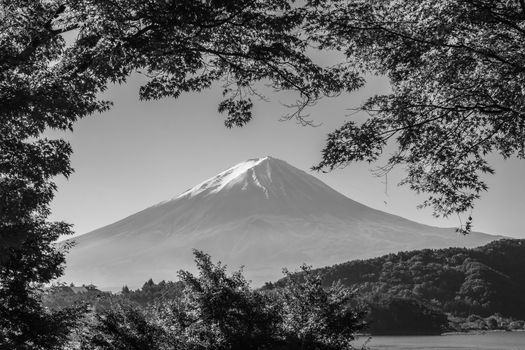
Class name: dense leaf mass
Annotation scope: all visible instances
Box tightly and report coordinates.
[309,0,525,223]
[278,239,525,322]
[0,225,84,349]
[73,251,364,350]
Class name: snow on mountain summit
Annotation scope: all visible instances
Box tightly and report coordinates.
[171,156,349,206]
[177,157,269,198]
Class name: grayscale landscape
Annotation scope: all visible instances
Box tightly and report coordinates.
[3,1,525,349]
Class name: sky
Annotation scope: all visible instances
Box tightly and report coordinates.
[47,72,525,240]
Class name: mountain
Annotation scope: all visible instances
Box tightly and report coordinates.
[62,156,500,290]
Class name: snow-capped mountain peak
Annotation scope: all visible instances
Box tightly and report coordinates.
[63,156,500,290]
[177,156,270,199]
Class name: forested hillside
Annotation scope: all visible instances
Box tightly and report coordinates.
[269,239,525,333]
[45,240,525,337]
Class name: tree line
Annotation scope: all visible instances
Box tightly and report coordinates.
[267,239,525,333]
[43,250,366,350]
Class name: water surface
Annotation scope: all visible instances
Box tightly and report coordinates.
[353,332,525,349]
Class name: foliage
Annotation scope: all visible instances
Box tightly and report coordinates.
[42,284,112,313]
[123,279,184,307]
[447,313,525,332]
[1,0,359,345]
[0,0,107,255]
[307,0,525,228]
[279,265,365,350]
[161,250,282,350]
[365,297,447,335]
[78,250,364,350]
[0,0,108,345]
[0,1,87,346]
[272,239,525,331]
[0,229,85,349]
[78,302,166,350]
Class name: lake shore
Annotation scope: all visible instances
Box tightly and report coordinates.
[442,328,525,335]
[356,327,525,337]
[353,331,525,350]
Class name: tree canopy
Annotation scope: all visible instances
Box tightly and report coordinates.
[78,251,364,350]
[306,0,525,229]
[1,0,357,346]
[287,239,525,326]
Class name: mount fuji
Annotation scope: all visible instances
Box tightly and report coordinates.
[63,156,500,290]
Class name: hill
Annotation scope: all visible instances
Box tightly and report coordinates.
[270,239,525,333]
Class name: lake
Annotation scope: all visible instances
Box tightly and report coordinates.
[352,332,525,349]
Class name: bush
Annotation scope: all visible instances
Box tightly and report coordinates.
[78,251,364,350]
[486,316,499,330]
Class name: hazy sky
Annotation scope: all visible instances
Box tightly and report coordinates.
[48,72,525,239]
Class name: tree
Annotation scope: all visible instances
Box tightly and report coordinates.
[0,227,85,349]
[0,0,108,256]
[80,251,281,350]
[164,250,281,350]
[1,0,358,345]
[79,251,365,350]
[306,0,525,231]
[279,265,365,350]
[142,279,155,291]
[0,1,114,344]
[79,302,166,350]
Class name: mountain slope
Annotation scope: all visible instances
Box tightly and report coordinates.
[63,157,500,290]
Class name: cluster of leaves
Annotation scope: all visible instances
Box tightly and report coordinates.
[278,266,365,349]
[272,239,525,331]
[0,232,85,349]
[62,0,361,126]
[306,0,525,227]
[72,250,364,350]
